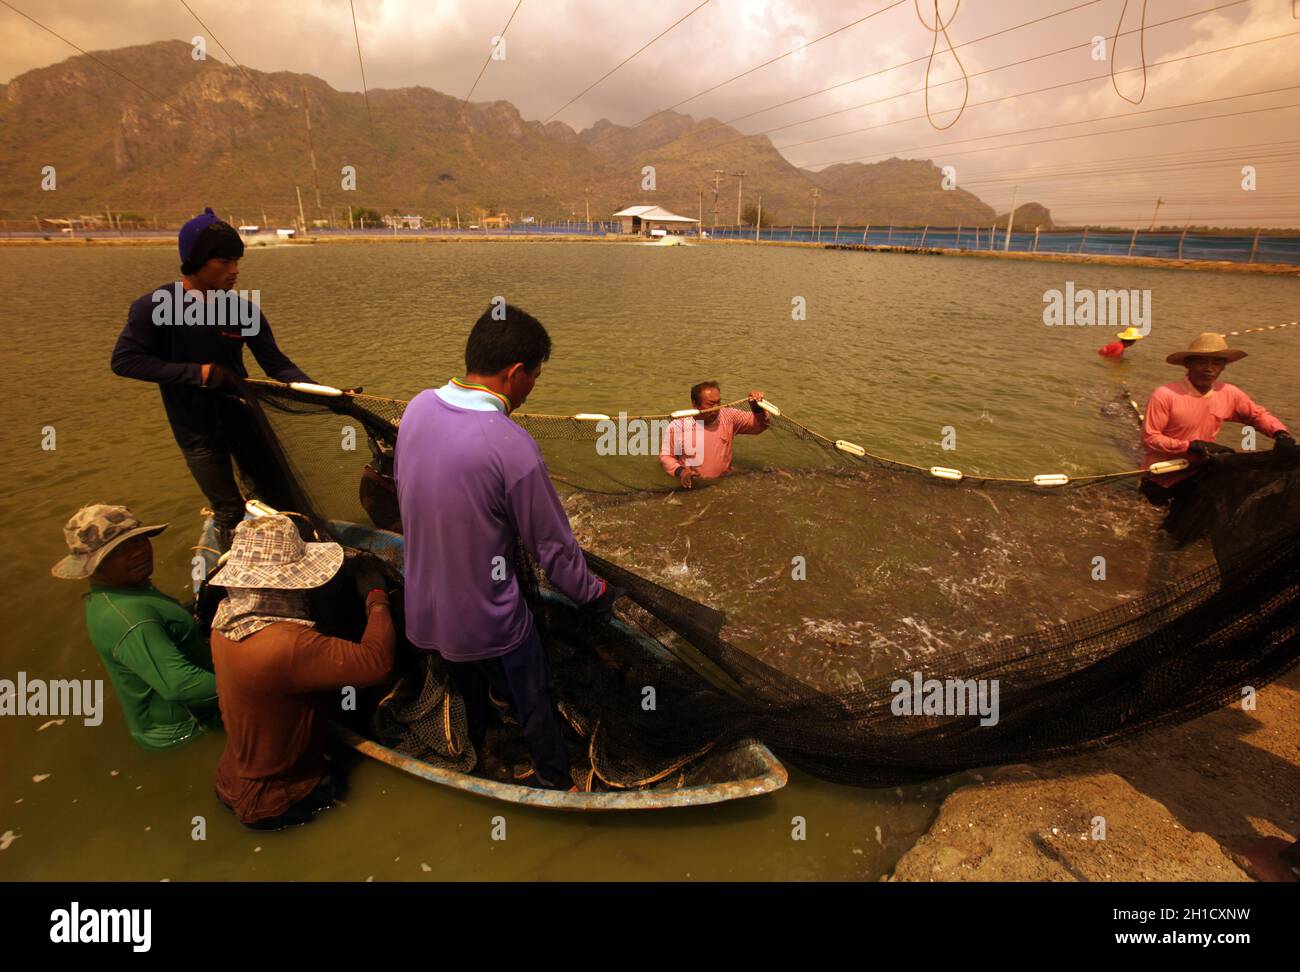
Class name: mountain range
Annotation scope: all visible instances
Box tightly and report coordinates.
[0,41,1053,229]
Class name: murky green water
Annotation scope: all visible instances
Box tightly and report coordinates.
[2,240,1297,880]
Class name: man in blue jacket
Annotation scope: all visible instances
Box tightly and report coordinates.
[111,208,314,548]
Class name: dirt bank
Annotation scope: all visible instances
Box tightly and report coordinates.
[891,667,1300,881]
[4,233,1298,275]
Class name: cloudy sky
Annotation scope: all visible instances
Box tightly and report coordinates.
[3,0,1298,225]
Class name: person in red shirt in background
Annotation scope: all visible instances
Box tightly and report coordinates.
[659,381,769,489]
[1098,326,1145,358]
[1139,332,1294,510]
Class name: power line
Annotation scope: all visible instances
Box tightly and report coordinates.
[678,0,1112,146]
[349,0,376,142]
[543,0,710,123]
[734,0,1254,146]
[796,85,1300,169]
[178,0,268,99]
[959,143,1300,187]
[628,0,911,129]
[775,29,1300,152]
[465,0,525,105]
[0,0,170,105]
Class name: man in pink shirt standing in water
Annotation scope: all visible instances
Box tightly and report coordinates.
[1140,332,1294,509]
[659,381,770,488]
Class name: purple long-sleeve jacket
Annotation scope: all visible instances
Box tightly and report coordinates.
[394,385,605,661]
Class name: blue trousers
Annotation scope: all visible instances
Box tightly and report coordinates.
[445,624,571,790]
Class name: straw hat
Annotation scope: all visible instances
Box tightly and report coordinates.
[207,515,342,590]
[1115,327,1145,341]
[52,504,168,580]
[1167,332,1246,366]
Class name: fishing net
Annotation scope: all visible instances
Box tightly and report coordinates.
[226,379,1300,788]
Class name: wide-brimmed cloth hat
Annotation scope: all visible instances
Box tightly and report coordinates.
[1167,332,1247,366]
[52,504,168,580]
[1116,327,1145,341]
[207,514,342,590]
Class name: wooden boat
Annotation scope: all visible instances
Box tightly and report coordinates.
[195,514,788,811]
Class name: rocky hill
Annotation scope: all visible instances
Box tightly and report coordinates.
[1,41,1022,228]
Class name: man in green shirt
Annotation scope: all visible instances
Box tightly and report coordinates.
[53,504,218,750]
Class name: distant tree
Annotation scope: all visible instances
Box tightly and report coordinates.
[348,205,383,225]
[741,203,771,226]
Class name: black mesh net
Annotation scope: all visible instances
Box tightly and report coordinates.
[224,379,1300,788]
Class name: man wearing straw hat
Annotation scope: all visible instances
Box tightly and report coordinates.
[1097,327,1145,358]
[52,504,218,750]
[1140,332,1293,507]
[207,515,394,830]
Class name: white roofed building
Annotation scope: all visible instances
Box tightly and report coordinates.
[613,205,700,236]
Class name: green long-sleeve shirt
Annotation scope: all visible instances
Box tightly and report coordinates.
[85,583,219,751]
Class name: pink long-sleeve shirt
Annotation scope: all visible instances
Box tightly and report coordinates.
[1142,379,1288,482]
[659,407,768,480]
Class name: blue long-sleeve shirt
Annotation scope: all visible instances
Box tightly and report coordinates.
[394,383,605,661]
[111,281,312,450]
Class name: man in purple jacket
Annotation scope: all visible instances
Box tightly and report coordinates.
[111,208,314,549]
[394,303,619,790]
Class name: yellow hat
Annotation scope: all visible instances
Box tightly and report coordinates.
[1116,327,1145,341]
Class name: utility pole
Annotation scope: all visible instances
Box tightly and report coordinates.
[810,188,820,234]
[584,187,590,231]
[295,185,307,234]
[711,169,724,229]
[698,186,704,237]
[731,171,747,226]
[1149,197,1164,231]
[302,87,323,211]
[1003,184,1018,251]
[755,192,762,241]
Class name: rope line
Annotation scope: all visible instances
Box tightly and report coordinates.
[248,381,1190,491]
[1110,0,1149,105]
[916,0,969,130]
[1223,320,1300,337]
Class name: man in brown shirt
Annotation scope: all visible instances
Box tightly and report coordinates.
[208,515,394,830]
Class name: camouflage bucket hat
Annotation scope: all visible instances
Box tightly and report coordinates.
[52,504,168,580]
[207,514,343,590]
